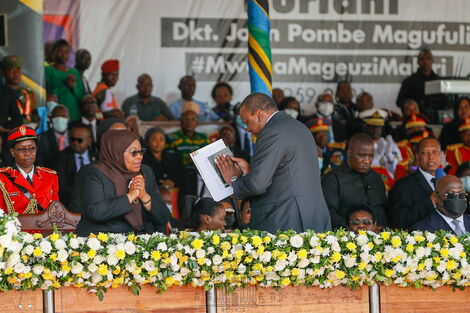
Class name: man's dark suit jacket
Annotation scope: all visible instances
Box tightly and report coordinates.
[386,169,435,230]
[410,210,470,234]
[233,111,331,233]
[75,164,170,236]
[52,147,97,207]
[38,128,60,167]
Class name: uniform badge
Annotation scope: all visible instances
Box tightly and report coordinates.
[19,126,26,136]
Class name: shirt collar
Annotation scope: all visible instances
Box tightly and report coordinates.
[81,116,96,126]
[418,167,435,190]
[266,111,279,124]
[436,209,465,232]
[17,164,34,180]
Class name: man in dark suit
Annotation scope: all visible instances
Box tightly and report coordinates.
[232,103,255,159]
[322,133,387,229]
[217,92,331,233]
[38,105,70,167]
[387,137,442,230]
[218,125,250,163]
[411,175,470,234]
[53,123,97,207]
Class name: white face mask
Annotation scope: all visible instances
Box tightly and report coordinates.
[461,176,470,192]
[51,116,69,133]
[284,108,299,119]
[46,101,58,114]
[317,102,334,117]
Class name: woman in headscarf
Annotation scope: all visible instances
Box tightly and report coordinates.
[75,129,170,235]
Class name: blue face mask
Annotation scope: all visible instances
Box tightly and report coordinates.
[461,176,470,192]
[236,115,248,130]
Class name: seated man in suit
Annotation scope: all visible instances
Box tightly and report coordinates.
[387,137,442,230]
[411,175,469,234]
[53,123,97,207]
[38,105,70,167]
[322,133,387,229]
[218,125,250,162]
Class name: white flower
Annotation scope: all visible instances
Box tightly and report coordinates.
[93,255,105,264]
[309,236,319,247]
[297,258,310,268]
[180,267,190,276]
[212,255,223,265]
[289,235,303,248]
[124,241,136,255]
[425,232,437,242]
[274,259,287,271]
[88,263,98,273]
[22,233,34,244]
[57,249,68,262]
[71,263,84,274]
[107,255,118,266]
[259,251,272,263]
[5,220,19,235]
[157,242,167,251]
[195,249,206,259]
[265,271,280,281]
[54,239,66,250]
[287,251,298,263]
[80,252,89,263]
[143,260,155,272]
[33,265,44,275]
[8,240,22,253]
[39,240,52,254]
[237,264,246,274]
[356,235,368,246]
[0,235,12,248]
[14,262,27,273]
[87,237,101,251]
[23,245,34,255]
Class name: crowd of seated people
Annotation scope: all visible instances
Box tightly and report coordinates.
[0,42,470,237]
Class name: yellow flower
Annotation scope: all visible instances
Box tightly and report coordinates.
[244,257,253,263]
[406,244,414,252]
[149,269,159,277]
[291,268,299,276]
[71,251,79,257]
[335,270,345,279]
[392,255,401,263]
[446,260,457,270]
[7,276,18,284]
[297,249,308,259]
[151,251,161,261]
[112,266,121,275]
[414,234,425,242]
[97,233,108,242]
[426,274,438,281]
[197,257,205,265]
[367,242,374,250]
[374,252,383,262]
[235,249,244,259]
[391,236,402,248]
[358,230,366,236]
[314,246,323,253]
[461,252,466,258]
[453,272,462,280]
[33,233,42,240]
[280,277,291,286]
[127,234,136,242]
[253,263,263,271]
[212,235,220,245]
[221,250,229,258]
[231,235,239,245]
[191,238,204,250]
[87,249,96,259]
[257,246,265,255]
[433,257,441,263]
[263,236,271,244]
[417,263,425,271]
[98,264,108,276]
[221,241,231,251]
[251,236,263,247]
[384,269,394,278]
[346,242,357,251]
[331,252,341,263]
[33,247,42,257]
[381,232,390,240]
[278,252,287,260]
[358,262,367,270]
[21,255,29,262]
[165,276,175,285]
[115,249,126,260]
[49,253,57,261]
[450,236,458,244]
[240,236,248,244]
[42,269,53,280]
[49,233,59,242]
[278,234,289,240]
[440,249,449,258]
[427,242,433,248]
[61,262,71,272]
[272,250,281,259]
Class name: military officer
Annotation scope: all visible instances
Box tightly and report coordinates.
[0,126,59,215]
[446,118,470,175]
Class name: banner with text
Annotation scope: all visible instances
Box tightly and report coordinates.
[75,0,470,114]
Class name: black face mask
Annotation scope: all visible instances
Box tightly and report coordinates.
[443,198,467,216]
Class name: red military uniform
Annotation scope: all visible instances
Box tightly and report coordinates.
[446,144,470,175]
[0,166,59,215]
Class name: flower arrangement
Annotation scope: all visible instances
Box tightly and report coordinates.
[0,213,469,300]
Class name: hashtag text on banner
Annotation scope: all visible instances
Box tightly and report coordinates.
[247,0,272,96]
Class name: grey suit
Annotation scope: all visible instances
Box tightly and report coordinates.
[233,111,331,233]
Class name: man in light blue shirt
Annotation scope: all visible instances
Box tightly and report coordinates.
[169,75,219,121]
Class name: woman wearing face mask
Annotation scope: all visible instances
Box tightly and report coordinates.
[75,129,170,236]
[410,175,470,234]
[278,97,303,121]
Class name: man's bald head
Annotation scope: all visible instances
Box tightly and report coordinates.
[347,133,374,151]
[435,175,463,194]
[433,175,467,219]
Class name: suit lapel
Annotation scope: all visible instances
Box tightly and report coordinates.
[414,170,433,195]
[463,215,470,233]
[67,150,77,174]
[13,171,35,193]
[430,210,453,233]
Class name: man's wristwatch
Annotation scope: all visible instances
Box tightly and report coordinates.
[230,176,238,184]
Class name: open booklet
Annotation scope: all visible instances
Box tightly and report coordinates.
[190,139,234,201]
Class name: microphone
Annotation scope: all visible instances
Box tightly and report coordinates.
[435,168,446,180]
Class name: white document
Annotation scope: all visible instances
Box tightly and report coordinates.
[190,139,234,201]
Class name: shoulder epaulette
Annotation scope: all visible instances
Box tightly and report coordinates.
[397,140,409,147]
[36,166,57,174]
[447,143,463,150]
[0,166,13,172]
[328,142,346,149]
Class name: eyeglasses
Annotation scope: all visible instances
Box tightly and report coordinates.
[349,219,373,225]
[70,137,84,143]
[439,192,468,200]
[14,146,37,154]
[127,148,146,157]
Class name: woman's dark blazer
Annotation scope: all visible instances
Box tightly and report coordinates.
[75,164,170,236]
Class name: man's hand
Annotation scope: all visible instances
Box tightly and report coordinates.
[231,157,250,175]
[216,154,243,185]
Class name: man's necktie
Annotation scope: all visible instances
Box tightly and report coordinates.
[431,177,436,187]
[452,219,465,236]
[78,155,84,171]
[244,132,251,156]
[26,175,33,186]
[58,135,65,151]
